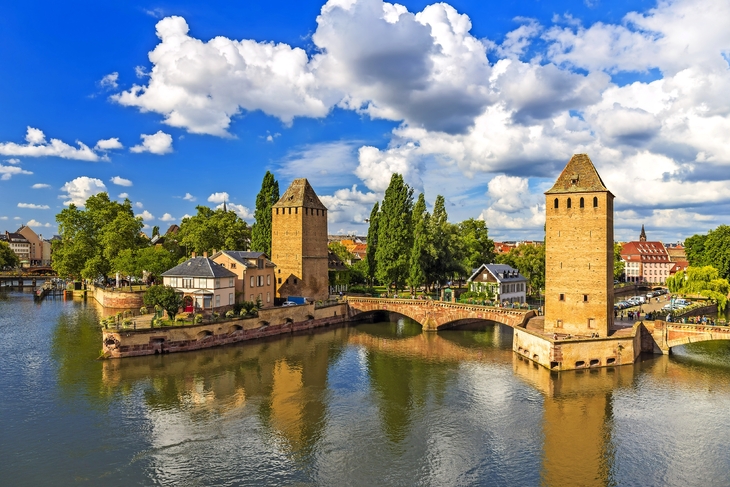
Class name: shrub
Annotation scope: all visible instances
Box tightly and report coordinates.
[175,316,185,324]
[139,306,148,315]
[225,310,235,318]
[122,319,132,327]
[194,314,203,323]
[212,312,220,320]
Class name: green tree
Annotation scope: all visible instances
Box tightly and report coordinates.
[143,285,184,321]
[427,195,461,287]
[0,241,20,269]
[151,226,160,238]
[375,174,413,292]
[407,193,430,291]
[329,241,355,265]
[251,171,280,257]
[701,225,730,280]
[684,233,709,267]
[667,265,729,312]
[496,245,546,296]
[614,243,625,281]
[53,193,144,280]
[113,246,179,283]
[366,201,380,286]
[177,205,251,256]
[458,218,495,272]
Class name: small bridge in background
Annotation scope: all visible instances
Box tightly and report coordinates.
[346,297,536,331]
[649,321,730,352]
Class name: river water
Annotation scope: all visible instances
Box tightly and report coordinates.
[2,290,730,487]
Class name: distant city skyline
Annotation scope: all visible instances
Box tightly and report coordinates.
[1,0,728,243]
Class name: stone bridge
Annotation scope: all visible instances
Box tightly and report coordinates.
[649,321,730,353]
[346,297,536,331]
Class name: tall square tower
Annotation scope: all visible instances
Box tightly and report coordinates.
[271,179,329,301]
[544,154,614,337]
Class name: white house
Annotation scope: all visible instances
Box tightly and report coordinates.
[467,263,528,304]
[161,256,237,313]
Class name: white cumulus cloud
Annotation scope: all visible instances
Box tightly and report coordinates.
[95,138,123,151]
[183,192,196,201]
[0,127,101,161]
[0,164,33,180]
[100,72,119,89]
[215,202,252,219]
[118,192,129,199]
[207,192,230,203]
[60,177,107,206]
[138,210,155,221]
[26,219,53,228]
[110,176,133,187]
[17,203,50,210]
[130,130,173,154]
[31,183,50,189]
[159,213,175,221]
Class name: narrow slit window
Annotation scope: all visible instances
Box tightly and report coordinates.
[567,198,572,208]
[580,197,584,208]
[593,196,598,208]
[554,198,559,209]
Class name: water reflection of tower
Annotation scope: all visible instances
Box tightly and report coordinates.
[512,356,634,487]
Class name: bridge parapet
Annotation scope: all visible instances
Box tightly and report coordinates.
[345,297,535,331]
[647,320,730,353]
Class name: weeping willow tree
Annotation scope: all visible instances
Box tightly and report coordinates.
[667,266,729,312]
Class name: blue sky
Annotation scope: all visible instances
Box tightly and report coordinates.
[1,0,729,243]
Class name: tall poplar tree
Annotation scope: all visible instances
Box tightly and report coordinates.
[251,171,280,256]
[408,193,430,291]
[427,195,459,286]
[375,174,413,292]
[366,202,379,286]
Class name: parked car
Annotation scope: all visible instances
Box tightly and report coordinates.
[282,301,297,307]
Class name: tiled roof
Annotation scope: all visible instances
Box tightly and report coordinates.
[467,263,527,283]
[162,257,237,278]
[212,250,274,268]
[273,178,327,210]
[621,241,670,263]
[545,154,612,195]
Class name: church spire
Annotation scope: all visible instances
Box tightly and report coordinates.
[639,225,647,242]
[223,200,227,213]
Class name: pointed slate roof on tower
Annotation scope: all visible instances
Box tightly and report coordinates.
[545,154,612,195]
[273,178,327,210]
[640,225,647,242]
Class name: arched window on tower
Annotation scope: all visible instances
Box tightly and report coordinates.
[580,197,584,208]
[567,198,572,208]
[554,198,559,209]
[593,196,598,208]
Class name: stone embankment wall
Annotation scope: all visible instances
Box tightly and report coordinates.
[93,286,145,309]
[513,325,640,371]
[102,302,347,358]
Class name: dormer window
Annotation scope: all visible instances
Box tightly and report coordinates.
[570,173,579,185]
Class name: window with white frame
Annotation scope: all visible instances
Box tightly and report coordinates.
[229,293,234,305]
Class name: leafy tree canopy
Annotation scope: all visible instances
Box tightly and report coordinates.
[375,174,413,291]
[0,241,20,269]
[53,193,144,280]
[177,205,251,256]
[496,244,546,295]
[143,285,184,321]
[112,246,179,282]
[251,171,279,257]
[458,218,495,273]
[667,265,730,312]
[366,201,379,285]
[614,243,625,280]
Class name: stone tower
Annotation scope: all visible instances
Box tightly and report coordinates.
[544,154,614,337]
[271,178,329,301]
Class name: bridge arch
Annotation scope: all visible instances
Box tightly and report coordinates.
[345,297,535,331]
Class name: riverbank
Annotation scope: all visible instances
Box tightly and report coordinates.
[102,302,347,358]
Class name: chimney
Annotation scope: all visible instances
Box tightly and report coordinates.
[203,251,208,258]
[191,251,196,258]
